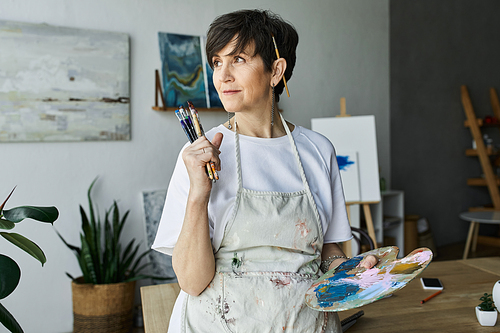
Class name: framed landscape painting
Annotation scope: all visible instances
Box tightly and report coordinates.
[0,20,130,142]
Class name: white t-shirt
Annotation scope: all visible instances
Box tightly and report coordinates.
[152,122,352,332]
[152,123,351,255]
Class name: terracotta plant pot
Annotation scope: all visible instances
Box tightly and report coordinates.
[476,306,498,327]
[72,278,136,333]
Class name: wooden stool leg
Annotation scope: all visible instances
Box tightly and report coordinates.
[463,221,477,260]
[342,240,353,258]
[346,204,351,225]
[363,204,377,248]
[471,222,480,252]
[343,204,353,258]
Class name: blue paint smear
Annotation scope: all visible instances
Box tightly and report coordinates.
[337,155,355,171]
[314,257,363,308]
[356,282,387,300]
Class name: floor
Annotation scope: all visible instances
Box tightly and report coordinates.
[130,241,500,333]
[433,240,500,261]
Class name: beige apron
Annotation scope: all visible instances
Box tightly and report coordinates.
[181,114,341,332]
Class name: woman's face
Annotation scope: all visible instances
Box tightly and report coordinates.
[211,39,272,114]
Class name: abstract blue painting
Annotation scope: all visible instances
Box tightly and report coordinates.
[158,33,222,109]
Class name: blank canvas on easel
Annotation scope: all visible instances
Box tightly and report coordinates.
[311,115,380,203]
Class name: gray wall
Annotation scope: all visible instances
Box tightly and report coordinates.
[391,0,500,247]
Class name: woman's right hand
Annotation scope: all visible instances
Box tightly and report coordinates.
[174,132,224,296]
[182,132,223,200]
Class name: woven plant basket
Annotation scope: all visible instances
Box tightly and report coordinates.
[72,278,136,333]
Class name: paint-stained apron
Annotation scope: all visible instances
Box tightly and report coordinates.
[181,114,341,333]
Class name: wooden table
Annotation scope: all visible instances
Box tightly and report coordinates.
[339,257,500,332]
[141,282,180,333]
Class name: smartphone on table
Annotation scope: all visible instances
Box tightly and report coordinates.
[420,277,443,290]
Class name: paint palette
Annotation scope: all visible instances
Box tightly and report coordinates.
[305,246,433,312]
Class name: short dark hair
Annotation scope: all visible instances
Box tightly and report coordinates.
[206,9,298,102]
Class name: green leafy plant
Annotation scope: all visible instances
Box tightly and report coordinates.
[479,293,496,311]
[0,188,59,333]
[58,178,169,284]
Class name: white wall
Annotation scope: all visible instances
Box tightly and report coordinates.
[0,0,388,331]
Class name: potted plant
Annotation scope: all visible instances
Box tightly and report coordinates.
[0,188,59,333]
[57,178,170,333]
[476,293,497,326]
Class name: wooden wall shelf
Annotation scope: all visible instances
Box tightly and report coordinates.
[465,147,496,156]
[152,106,225,112]
[467,177,500,186]
[464,119,500,128]
[464,119,483,127]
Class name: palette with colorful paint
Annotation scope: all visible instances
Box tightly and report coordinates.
[305,246,433,312]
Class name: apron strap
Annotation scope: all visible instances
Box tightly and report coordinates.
[279,113,309,191]
[278,114,323,234]
[234,122,243,190]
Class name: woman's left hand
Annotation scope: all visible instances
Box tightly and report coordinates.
[358,254,379,269]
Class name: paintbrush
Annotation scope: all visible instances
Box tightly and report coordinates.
[271,33,290,97]
[341,310,364,331]
[187,101,219,181]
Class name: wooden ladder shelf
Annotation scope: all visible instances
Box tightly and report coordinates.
[461,85,500,211]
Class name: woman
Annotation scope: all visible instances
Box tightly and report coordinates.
[153,9,377,332]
